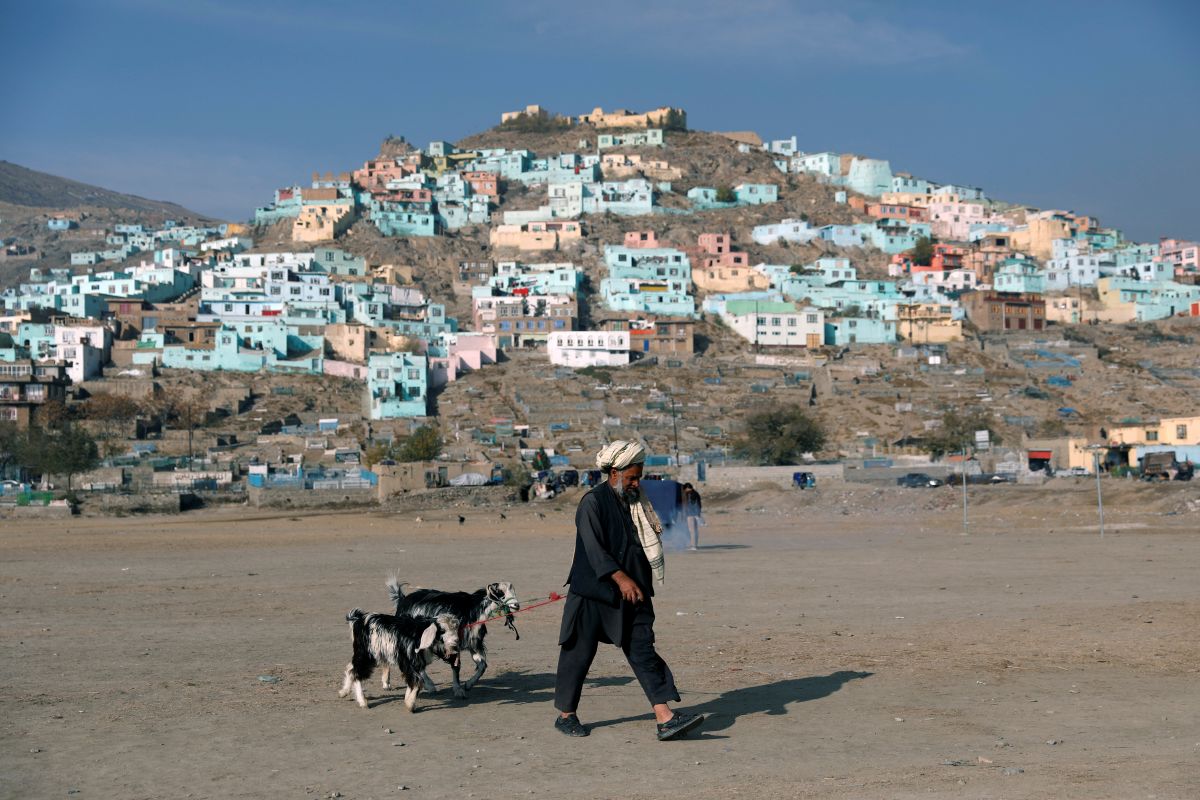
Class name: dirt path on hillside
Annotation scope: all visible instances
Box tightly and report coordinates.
[2,485,1198,799]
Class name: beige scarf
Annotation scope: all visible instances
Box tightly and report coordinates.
[629,495,665,586]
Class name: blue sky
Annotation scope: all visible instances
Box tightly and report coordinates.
[2,0,1196,242]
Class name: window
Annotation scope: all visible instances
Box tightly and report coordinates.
[1146,430,1158,442]
[787,318,796,327]
[806,314,818,323]
[407,369,420,380]
[1176,425,1188,440]
[771,317,781,326]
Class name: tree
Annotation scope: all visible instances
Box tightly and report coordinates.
[397,425,441,462]
[735,406,826,465]
[0,421,21,478]
[715,186,736,203]
[38,398,71,430]
[660,108,688,132]
[26,424,100,491]
[909,235,935,266]
[145,389,205,466]
[85,392,141,455]
[53,425,100,491]
[924,409,1001,459]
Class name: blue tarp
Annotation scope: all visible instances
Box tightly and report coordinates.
[639,479,688,549]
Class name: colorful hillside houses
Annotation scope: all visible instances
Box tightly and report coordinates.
[896,303,963,343]
[601,245,695,317]
[367,352,429,419]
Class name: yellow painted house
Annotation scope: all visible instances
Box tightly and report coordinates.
[1105,415,1200,465]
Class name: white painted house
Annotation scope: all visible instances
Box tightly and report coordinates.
[547,330,631,368]
[721,300,824,348]
[752,219,817,245]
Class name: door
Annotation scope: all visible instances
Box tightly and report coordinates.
[806,333,821,348]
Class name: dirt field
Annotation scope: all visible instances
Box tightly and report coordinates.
[2,482,1198,799]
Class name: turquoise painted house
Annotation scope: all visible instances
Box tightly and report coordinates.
[254,187,304,225]
[843,158,893,197]
[994,258,1046,295]
[734,183,778,205]
[161,323,323,374]
[687,184,779,210]
[861,219,933,254]
[367,352,429,419]
[824,316,897,345]
[313,247,366,277]
[601,244,695,316]
[369,204,438,237]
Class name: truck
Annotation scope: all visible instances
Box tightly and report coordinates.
[1140,451,1176,481]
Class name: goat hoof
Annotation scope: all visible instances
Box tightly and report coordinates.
[453,689,468,699]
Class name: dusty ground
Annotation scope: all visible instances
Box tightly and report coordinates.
[2,482,1198,799]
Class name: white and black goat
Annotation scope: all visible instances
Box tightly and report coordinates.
[384,577,520,699]
[338,609,459,712]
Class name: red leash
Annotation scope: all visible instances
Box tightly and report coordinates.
[461,591,565,630]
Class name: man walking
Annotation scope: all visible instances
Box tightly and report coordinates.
[553,440,704,740]
[682,482,703,550]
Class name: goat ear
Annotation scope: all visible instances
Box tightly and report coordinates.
[418,623,439,651]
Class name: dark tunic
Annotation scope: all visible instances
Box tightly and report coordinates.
[558,481,655,646]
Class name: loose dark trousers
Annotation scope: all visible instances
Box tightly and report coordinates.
[554,599,681,713]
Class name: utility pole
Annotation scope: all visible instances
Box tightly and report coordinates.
[1093,449,1105,539]
[670,395,680,468]
[961,439,969,535]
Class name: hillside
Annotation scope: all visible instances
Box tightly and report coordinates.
[0,160,208,217]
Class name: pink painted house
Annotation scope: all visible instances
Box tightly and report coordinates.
[462,171,500,198]
[1160,238,1199,272]
[352,158,414,194]
[695,232,748,270]
[927,200,990,241]
[624,231,660,249]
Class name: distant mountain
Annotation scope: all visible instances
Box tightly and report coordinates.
[0,160,211,219]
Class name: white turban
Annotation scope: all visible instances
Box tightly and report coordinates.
[596,440,646,472]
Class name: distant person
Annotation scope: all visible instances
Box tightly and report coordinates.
[682,483,703,550]
[553,440,703,741]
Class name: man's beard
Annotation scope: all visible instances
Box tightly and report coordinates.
[613,476,640,502]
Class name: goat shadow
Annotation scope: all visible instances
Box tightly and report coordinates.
[372,669,634,709]
[587,669,873,732]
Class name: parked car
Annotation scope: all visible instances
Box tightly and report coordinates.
[1066,466,1090,477]
[792,471,816,489]
[897,473,943,488]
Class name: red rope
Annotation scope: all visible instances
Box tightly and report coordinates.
[461,591,565,629]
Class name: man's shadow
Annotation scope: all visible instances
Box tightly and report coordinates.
[587,670,873,732]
